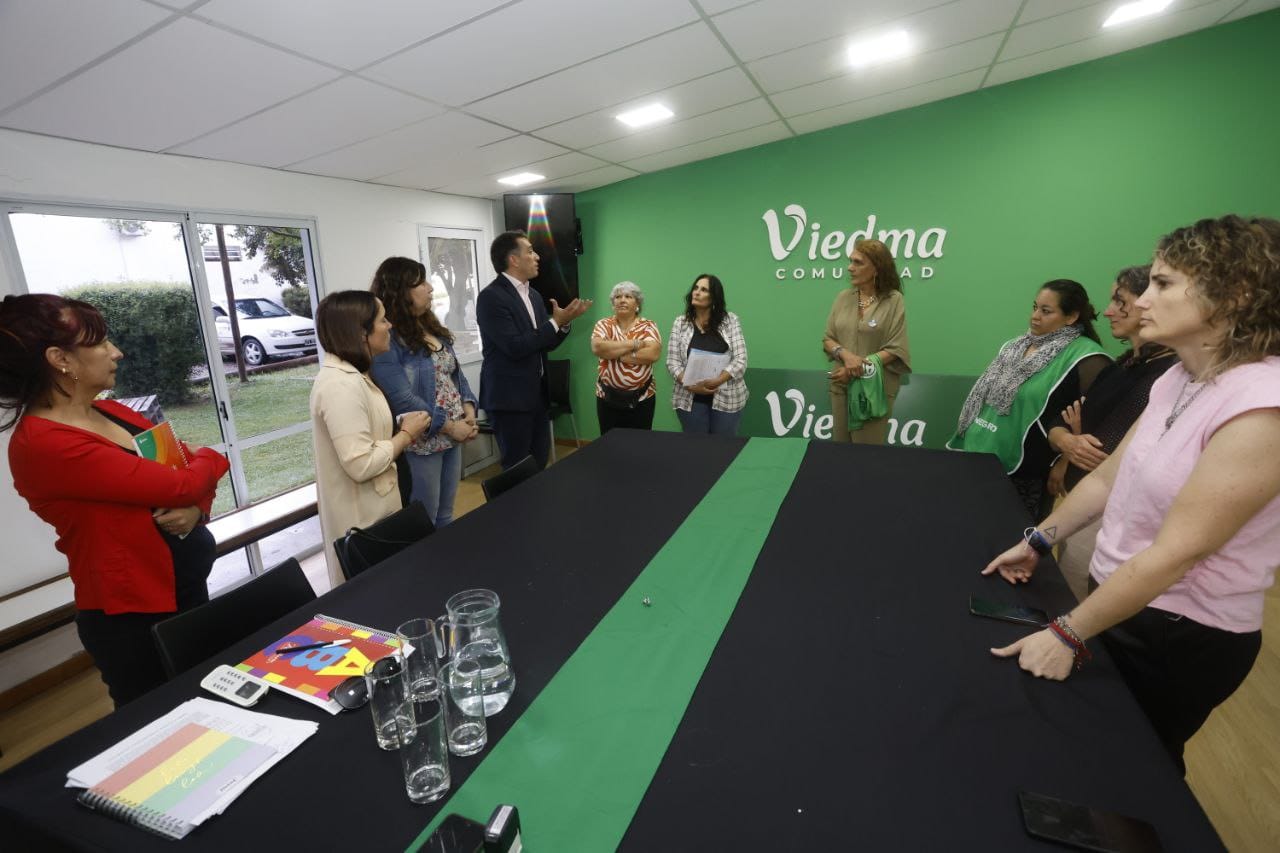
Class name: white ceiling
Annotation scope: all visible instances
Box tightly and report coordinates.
[1,0,1274,199]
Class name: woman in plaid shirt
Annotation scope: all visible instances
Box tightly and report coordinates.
[666,274,749,435]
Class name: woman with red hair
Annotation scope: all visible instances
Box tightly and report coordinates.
[1,294,228,706]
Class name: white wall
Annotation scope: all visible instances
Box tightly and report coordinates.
[0,127,500,641]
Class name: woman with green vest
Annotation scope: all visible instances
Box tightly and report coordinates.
[947,280,1110,519]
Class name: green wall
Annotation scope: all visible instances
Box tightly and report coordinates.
[561,11,1280,439]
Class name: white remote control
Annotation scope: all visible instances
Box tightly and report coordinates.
[200,664,269,707]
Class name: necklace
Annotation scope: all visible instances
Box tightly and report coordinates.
[1163,376,1207,435]
[858,292,876,310]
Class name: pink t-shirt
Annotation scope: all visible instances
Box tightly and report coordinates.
[1090,357,1280,632]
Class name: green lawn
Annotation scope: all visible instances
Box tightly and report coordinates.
[162,364,318,516]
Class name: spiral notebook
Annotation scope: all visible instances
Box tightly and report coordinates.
[131,420,189,470]
[68,697,316,840]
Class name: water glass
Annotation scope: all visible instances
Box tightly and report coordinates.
[396,617,441,699]
[396,695,451,804]
[364,654,406,751]
[441,658,488,757]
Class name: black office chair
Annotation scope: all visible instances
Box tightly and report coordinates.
[546,358,579,462]
[151,557,316,679]
[333,500,435,581]
[482,454,540,501]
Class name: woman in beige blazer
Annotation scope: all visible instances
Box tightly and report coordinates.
[310,291,429,588]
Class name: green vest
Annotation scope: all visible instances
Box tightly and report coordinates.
[847,354,889,430]
[946,337,1107,473]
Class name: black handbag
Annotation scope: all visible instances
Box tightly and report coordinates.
[598,379,651,410]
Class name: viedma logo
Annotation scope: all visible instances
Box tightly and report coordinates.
[761,203,947,282]
[737,369,976,449]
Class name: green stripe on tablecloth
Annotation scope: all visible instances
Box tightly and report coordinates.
[408,437,809,852]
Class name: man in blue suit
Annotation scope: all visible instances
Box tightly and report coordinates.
[478,231,591,470]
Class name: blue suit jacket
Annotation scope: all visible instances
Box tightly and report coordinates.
[476,274,568,412]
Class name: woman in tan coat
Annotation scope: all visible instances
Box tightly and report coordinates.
[310,291,429,588]
[821,239,911,444]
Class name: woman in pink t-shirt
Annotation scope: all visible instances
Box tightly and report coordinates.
[983,214,1280,773]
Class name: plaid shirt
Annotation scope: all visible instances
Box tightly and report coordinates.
[666,313,749,412]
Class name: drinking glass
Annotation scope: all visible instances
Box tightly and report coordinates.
[364,654,406,750]
[396,617,441,699]
[396,695,451,804]
[441,658,487,757]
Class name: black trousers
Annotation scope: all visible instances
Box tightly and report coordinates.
[1099,602,1261,775]
[490,401,550,471]
[75,526,215,707]
[596,395,656,435]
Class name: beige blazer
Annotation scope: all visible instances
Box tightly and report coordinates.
[310,353,401,588]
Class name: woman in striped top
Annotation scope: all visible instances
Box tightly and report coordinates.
[591,281,662,435]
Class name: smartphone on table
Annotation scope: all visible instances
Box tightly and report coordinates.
[1019,791,1162,852]
[969,595,1049,627]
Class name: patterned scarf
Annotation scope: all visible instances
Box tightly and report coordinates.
[956,325,1082,435]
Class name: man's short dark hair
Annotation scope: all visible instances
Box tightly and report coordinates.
[490,230,527,275]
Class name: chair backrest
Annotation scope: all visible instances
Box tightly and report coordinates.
[482,455,540,501]
[333,500,435,581]
[151,557,316,679]
[546,359,572,411]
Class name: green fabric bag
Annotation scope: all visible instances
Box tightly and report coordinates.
[847,353,889,430]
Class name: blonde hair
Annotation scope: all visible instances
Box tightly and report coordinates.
[1155,215,1280,378]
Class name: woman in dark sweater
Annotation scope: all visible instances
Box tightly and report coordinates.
[1046,266,1178,599]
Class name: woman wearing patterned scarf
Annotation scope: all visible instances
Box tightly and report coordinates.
[947,279,1110,518]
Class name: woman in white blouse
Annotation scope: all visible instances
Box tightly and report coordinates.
[310,291,428,588]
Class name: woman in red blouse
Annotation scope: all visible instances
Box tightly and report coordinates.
[1,294,229,706]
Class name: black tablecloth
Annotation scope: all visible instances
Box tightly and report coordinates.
[0,431,1222,851]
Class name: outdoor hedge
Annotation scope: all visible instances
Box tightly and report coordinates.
[64,282,207,404]
[280,285,312,318]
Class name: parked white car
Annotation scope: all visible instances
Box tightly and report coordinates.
[213,299,316,366]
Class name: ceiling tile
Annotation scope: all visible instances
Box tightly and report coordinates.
[584,99,779,162]
[169,78,444,167]
[772,33,1001,116]
[1,18,338,151]
[534,68,760,150]
[1222,0,1280,20]
[432,152,605,196]
[287,111,510,179]
[0,0,170,113]
[363,0,699,107]
[196,0,511,70]
[986,0,1238,87]
[711,0,942,62]
[624,121,792,173]
[749,0,1020,94]
[701,0,758,14]
[466,24,736,130]
[1003,0,1227,61]
[547,164,642,193]
[788,68,986,134]
[1018,0,1105,26]
[373,134,569,189]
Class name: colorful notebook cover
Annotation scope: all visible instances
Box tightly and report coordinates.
[77,722,276,840]
[132,420,189,470]
[236,614,403,714]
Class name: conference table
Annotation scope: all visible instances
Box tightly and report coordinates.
[0,430,1223,851]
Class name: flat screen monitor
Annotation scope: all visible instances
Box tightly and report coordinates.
[502,193,578,307]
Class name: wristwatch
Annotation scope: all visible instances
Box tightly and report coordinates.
[831,345,844,361]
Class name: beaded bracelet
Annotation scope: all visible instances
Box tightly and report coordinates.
[1048,616,1093,670]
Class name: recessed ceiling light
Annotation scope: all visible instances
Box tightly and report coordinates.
[1102,0,1174,28]
[616,103,675,129]
[498,172,545,187]
[846,30,912,70]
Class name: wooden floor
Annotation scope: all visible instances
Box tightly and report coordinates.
[1,447,1277,849]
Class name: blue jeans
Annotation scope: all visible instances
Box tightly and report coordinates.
[676,402,742,436]
[404,445,462,528]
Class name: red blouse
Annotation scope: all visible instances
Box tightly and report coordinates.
[9,399,229,614]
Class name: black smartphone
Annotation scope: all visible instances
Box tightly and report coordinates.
[969,595,1049,627]
[1019,791,1162,853]
[416,813,486,853]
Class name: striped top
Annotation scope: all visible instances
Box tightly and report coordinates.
[593,316,661,400]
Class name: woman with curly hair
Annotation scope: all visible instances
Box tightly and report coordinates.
[369,257,477,528]
[984,215,1280,774]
